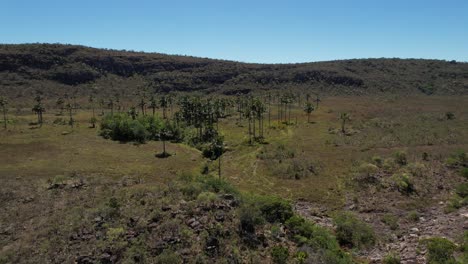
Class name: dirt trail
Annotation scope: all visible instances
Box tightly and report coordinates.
[294,201,468,263]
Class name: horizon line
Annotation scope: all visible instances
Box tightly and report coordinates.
[2,42,467,65]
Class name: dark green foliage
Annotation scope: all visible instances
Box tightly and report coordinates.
[392,173,415,194]
[422,237,456,264]
[156,250,181,264]
[202,135,225,160]
[383,252,401,264]
[394,151,407,166]
[461,168,468,179]
[446,150,467,167]
[333,212,375,249]
[418,84,435,95]
[271,246,289,264]
[256,195,293,223]
[462,231,468,263]
[100,113,183,143]
[381,214,399,230]
[284,215,353,263]
[456,183,468,198]
[445,112,455,120]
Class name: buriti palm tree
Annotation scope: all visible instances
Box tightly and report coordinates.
[66,102,74,128]
[32,94,45,127]
[159,95,168,119]
[149,95,158,117]
[304,102,315,123]
[340,112,350,134]
[138,97,146,116]
[211,136,225,179]
[56,97,64,115]
[314,94,321,109]
[0,97,7,129]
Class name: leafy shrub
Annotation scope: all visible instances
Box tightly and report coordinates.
[407,211,420,222]
[271,246,289,264]
[394,151,408,166]
[358,163,379,176]
[422,237,456,264]
[383,252,401,264]
[100,113,184,143]
[446,150,467,167]
[196,191,218,204]
[392,173,415,194]
[371,156,383,167]
[456,183,468,198]
[256,195,293,223]
[407,162,425,177]
[107,227,125,241]
[156,250,181,264]
[460,168,468,179]
[200,176,239,195]
[381,214,399,230]
[445,112,455,120]
[285,216,353,263]
[334,212,375,249]
[294,251,308,264]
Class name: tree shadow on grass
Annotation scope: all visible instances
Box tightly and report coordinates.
[155,152,172,159]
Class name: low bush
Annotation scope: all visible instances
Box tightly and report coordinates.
[392,173,415,194]
[381,214,399,230]
[394,151,408,166]
[156,250,182,264]
[285,216,353,263]
[407,162,425,177]
[383,252,401,264]
[456,183,468,198]
[271,246,289,264]
[100,113,184,143]
[460,168,468,179]
[407,211,420,222]
[257,195,293,223]
[333,212,375,249]
[421,237,456,264]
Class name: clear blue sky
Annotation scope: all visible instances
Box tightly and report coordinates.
[1,0,467,63]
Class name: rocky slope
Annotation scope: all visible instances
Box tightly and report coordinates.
[1,43,467,99]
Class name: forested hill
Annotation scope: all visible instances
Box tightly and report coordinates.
[1,43,467,98]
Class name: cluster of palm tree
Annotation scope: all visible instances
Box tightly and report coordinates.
[32,92,45,127]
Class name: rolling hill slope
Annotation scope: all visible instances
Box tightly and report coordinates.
[1,43,467,99]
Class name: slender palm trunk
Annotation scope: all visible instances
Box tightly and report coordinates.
[2,106,6,129]
[69,107,73,128]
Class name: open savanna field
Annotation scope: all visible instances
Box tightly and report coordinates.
[1,94,467,263]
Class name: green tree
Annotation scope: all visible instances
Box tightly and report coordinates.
[340,112,351,134]
[149,95,158,117]
[32,93,45,127]
[304,102,315,123]
[66,102,74,128]
[209,136,225,179]
[56,97,65,116]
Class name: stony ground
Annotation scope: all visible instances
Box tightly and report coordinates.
[295,201,467,263]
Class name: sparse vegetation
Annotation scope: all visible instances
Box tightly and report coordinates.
[333,212,375,249]
[0,44,468,263]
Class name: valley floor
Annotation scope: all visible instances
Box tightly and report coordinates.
[1,95,467,263]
